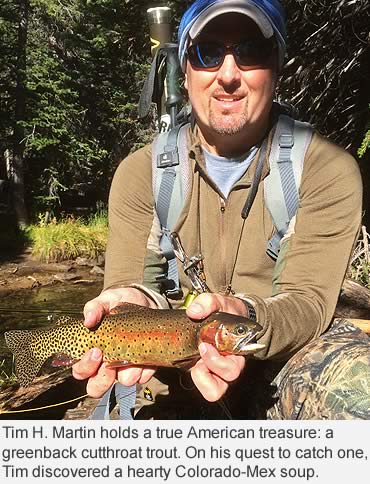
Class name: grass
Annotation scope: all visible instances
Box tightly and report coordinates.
[26,211,108,263]
[0,359,17,387]
[23,213,370,286]
[349,226,370,288]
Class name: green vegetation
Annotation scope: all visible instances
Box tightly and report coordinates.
[350,226,370,289]
[23,214,370,291]
[0,0,369,227]
[0,359,17,387]
[26,211,108,262]
[358,105,370,159]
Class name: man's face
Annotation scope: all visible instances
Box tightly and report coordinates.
[185,14,278,154]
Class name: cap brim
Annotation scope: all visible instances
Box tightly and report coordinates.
[189,3,274,40]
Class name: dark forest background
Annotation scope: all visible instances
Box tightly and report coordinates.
[0,0,369,227]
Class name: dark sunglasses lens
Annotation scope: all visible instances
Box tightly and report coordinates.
[188,42,223,68]
[188,40,274,69]
[236,39,274,65]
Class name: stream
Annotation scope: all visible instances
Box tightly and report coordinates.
[0,282,103,377]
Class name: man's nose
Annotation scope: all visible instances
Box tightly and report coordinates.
[216,53,241,87]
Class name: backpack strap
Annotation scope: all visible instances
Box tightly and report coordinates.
[152,123,190,296]
[90,382,136,420]
[264,114,313,260]
[151,115,313,288]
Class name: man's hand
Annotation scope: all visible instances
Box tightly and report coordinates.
[187,292,248,402]
[72,287,157,398]
[73,289,248,401]
[83,287,157,329]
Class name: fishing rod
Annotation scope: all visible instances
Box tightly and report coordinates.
[139,6,183,131]
[147,6,172,131]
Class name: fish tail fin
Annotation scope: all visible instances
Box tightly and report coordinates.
[4,330,47,387]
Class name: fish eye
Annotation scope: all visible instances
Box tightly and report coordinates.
[236,326,247,335]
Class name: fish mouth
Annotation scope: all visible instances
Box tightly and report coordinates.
[234,332,265,353]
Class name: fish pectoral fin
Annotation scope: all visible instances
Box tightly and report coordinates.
[105,360,132,368]
[172,354,200,369]
[109,302,151,315]
[51,353,78,368]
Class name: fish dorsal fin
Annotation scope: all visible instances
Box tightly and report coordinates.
[109,302,151,315]
[54,316,74,326]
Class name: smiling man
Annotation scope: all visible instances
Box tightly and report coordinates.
[73,0,369,419]
[184,13,277,154]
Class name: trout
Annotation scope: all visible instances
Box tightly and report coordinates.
[4,303,264,387]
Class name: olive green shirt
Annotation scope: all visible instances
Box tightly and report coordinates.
[104,124,362,361]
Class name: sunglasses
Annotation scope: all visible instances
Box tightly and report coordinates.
[187,39,275,69]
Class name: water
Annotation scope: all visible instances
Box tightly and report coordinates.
[0,282,103,376]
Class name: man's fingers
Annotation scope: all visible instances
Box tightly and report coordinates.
[72,348,116,399]
[83,287,157,329]
[83,297,111,328]
[186,292,247,320]
[190,343,246,402]
[186,293,220,319]
[72,348,103,380]
[191,359,228,402]
[139,368,157,384]
[186,293,248,402]
[199,343,245,381]
[72,349,156,398]
[84,307,105,328]
[117,367,156,386]
[85,363,117,398]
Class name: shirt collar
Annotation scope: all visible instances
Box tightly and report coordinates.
[187,122,275,185]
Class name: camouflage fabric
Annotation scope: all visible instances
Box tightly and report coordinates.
[268,319,370,420]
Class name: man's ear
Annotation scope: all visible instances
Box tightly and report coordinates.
[184,71,188,91]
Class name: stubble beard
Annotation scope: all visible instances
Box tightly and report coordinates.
[208,102,250,136]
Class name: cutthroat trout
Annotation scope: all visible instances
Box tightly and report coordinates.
[5,303,264,387]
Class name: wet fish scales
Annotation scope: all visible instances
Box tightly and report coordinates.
[4,303,263,387]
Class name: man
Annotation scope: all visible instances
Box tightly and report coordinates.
[73,0,369,419]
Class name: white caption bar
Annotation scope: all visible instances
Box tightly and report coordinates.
[0,421,369,483]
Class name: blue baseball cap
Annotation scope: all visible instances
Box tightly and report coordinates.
[178,0,287,71]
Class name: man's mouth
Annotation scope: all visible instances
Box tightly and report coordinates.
[213,94,245,110]
[214,95,243,102]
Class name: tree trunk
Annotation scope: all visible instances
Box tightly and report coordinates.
[12,0,29,228]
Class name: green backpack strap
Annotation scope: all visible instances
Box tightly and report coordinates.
[264,114,313,260]
[152,122,190,295]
